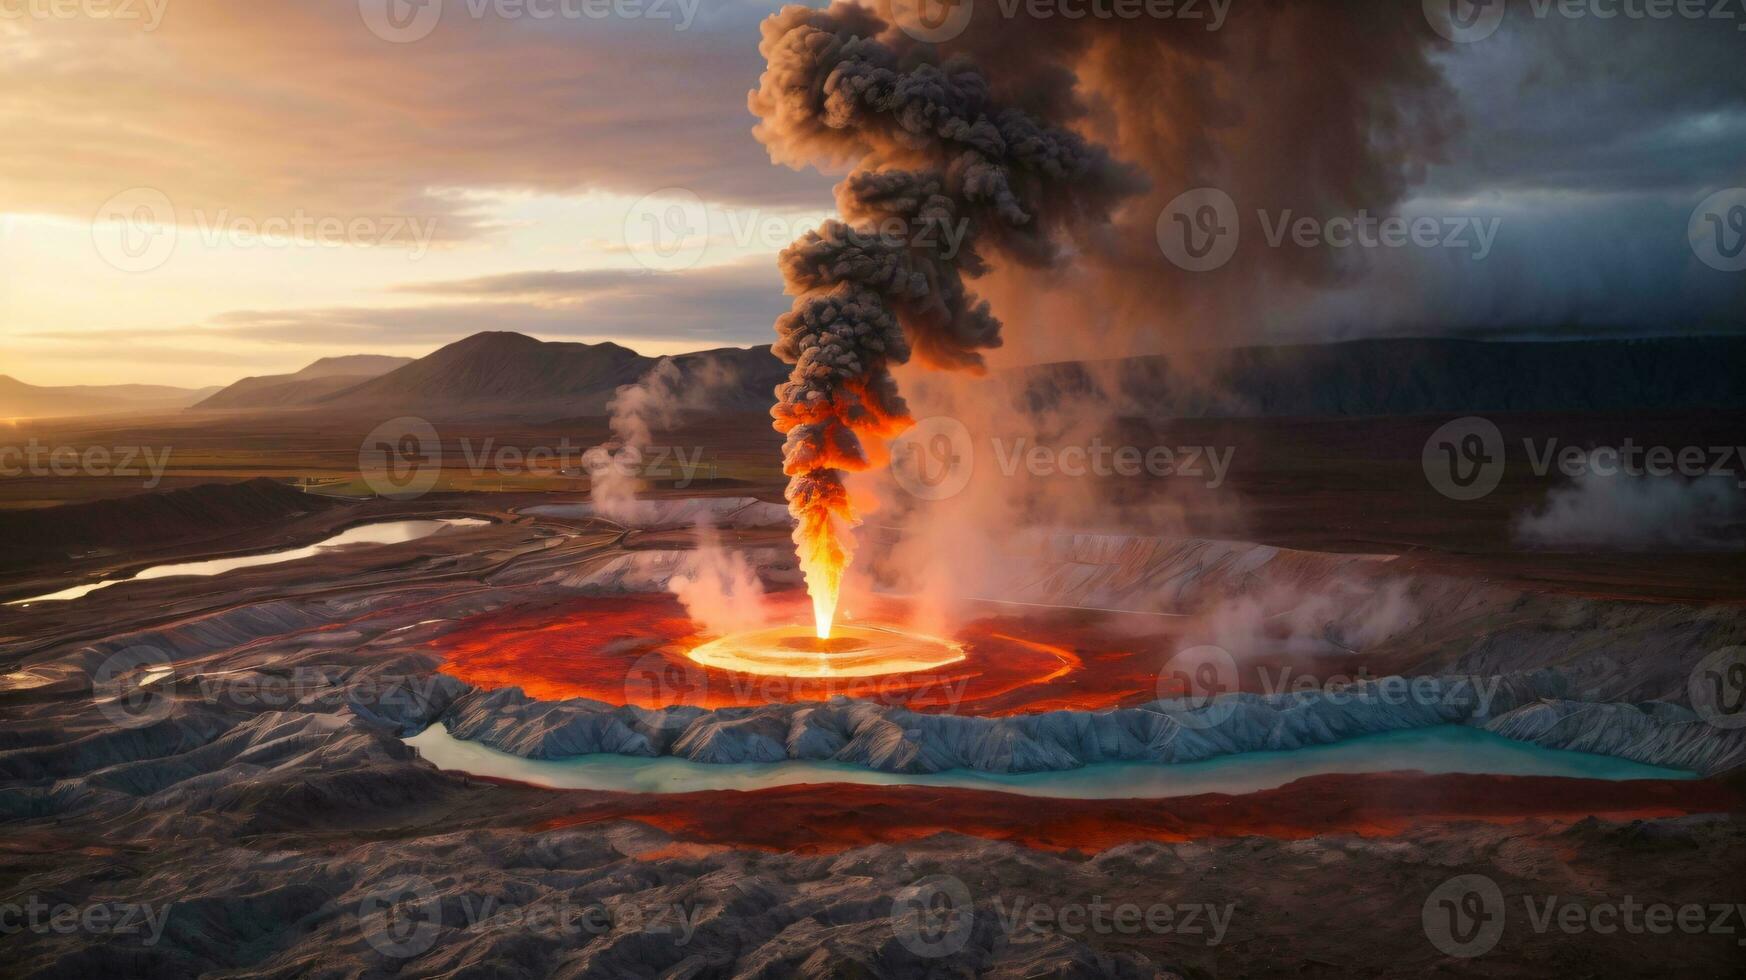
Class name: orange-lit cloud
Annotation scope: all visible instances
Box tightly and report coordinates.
[1,1,829,238]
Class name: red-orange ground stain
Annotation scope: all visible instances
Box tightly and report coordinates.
[524,773,1741,855]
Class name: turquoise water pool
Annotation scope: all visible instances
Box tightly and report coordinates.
[404,723,1693,799]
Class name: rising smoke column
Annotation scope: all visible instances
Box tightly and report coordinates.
[583,356,741,522]
[750,3,1142,638]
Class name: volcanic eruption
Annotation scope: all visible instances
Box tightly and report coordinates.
[751,2,1141,641]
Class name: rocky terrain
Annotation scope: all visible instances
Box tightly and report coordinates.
[2,484,1742,977]
[441,672,1746,776]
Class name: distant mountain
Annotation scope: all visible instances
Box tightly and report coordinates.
[193,354,415,410]
[184,331,1746,423]
[288,355,413,379]
[1019,336,1746,418]
[314,332,789,418]
[0,375,220,420]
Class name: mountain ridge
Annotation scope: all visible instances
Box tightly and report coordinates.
[193,353,415,411]
[309,332,788,418]
[0,375,220,419]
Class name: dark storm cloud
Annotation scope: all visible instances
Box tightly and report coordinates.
[1427,11,1746,198]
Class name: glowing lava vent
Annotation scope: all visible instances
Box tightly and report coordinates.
[686,624,965,679]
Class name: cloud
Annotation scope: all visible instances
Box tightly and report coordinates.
[29,258,788,348]
[0,0,831,239]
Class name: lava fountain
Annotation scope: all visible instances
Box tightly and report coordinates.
[752,5,1141,641]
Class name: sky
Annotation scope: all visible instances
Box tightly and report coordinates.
[1,0,1741,388]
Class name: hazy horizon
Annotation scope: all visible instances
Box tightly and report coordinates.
[4,1,1742,387]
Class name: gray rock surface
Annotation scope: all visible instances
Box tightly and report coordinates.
[440,670,1745,776]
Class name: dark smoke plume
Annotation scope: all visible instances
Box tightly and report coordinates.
[749,2,1142,634]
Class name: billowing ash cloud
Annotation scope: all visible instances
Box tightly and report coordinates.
[749,2,1142,633]
[882,0,1464,360]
